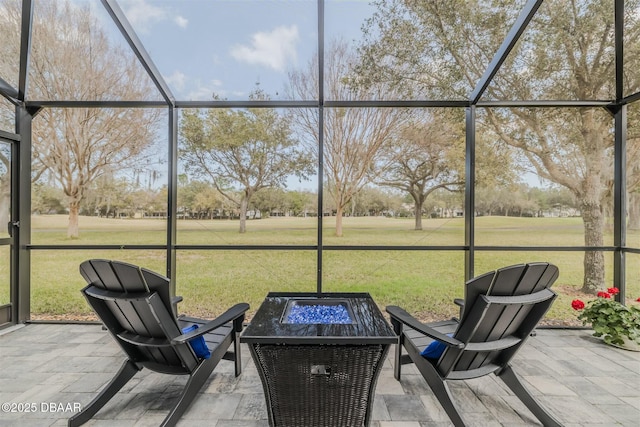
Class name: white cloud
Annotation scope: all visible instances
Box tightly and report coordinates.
[230,25,299,72]
[120,0,165,32]
[174,16,188,29]
[187,80,225,101]
[164,71,186,91]
[120,0,186,32]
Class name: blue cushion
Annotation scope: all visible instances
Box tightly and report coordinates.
[182,325,211,359]
[420,333,453,359]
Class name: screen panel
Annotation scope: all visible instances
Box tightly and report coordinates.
[30,249,167,320]
[177,107,317,244]
[0,140,9,240]
[628,102,640,249]
[327,0,527,101]
[624,0,640,98]
[0,245,8,306]
[0,0,20,92]
[626,253,640,302]
[323,250,466,322]
[0,97,15,134]
[321,107,465,245]
[176,249,317,319]
[29,0,163,101]
[486,0,615,101]
[475,107,614,247]
[31,107,168,245]
[122,0,318,101]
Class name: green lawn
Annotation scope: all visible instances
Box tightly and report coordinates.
[3,214,638,324]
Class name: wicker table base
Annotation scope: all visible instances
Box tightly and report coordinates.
[241,293,397,427]
[250,343,388,427]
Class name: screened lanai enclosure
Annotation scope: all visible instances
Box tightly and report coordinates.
[0,0,639,328]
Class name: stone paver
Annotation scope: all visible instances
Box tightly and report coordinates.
[0,324,638,426]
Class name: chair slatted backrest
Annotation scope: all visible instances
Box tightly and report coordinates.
[80,260,199,374]
[439,262,559,379]
[460,263,559,319]
[80,259,176,317]
[438,289,556,379]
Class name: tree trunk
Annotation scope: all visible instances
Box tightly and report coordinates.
[581,200,605,294]
[0,180,9,230]
[335,205,344,237]
[239,196,248,233]
[0,197,9,230]
[414,198,423,231]
[68,200,80,239]
[629,192,640,230]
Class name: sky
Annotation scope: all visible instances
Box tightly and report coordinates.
[85,0,547,190]
[59,0,552,191]
[106,0,378,101]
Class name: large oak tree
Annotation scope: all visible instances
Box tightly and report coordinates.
[180,90,313,233]
[0,0,161,238]
[374,111,465,230]
[357,0,640,292]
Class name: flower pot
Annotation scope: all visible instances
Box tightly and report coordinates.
[607,337,640,352]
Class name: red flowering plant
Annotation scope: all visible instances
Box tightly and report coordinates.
[571,287,640,347]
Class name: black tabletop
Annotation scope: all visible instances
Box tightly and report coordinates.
[241,292,397,345]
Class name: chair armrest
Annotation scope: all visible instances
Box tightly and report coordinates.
[386,305,464,349]
[172,303,250,344]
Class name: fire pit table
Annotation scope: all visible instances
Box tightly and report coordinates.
[241,292,397,427]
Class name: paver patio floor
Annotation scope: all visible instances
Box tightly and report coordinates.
[0,324,638,426]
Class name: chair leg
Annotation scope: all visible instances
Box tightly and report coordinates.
[394,337,403,381]
[391,319,403,381]
[407,345,466,427]
[422,373,466,427]
[498,365,563,427]
[161,357,218,427]
[68,359,139,427]
[161,333,233,427]
[234,330,242,377]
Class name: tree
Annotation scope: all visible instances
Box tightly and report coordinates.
[287,190,316,217]
[85,175,131,218]
[357,0,640,293]
[0,143,9,230]
[180,89,313,233]
[435,188,465,218]
[1,0,161,238]
[177,178,223,220]
[628,106,640,230]
[374,111,465,230]
[252,188,289,217]
[288,40,405,236]
[191,187,221,219]
[0,0,19,231]
[32,183,66,215]
[347,186,403,217]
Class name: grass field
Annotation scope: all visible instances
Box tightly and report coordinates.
[1,215,639,324]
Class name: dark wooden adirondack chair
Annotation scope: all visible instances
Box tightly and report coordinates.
[386,262,562,427]
[69,259,249,427]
